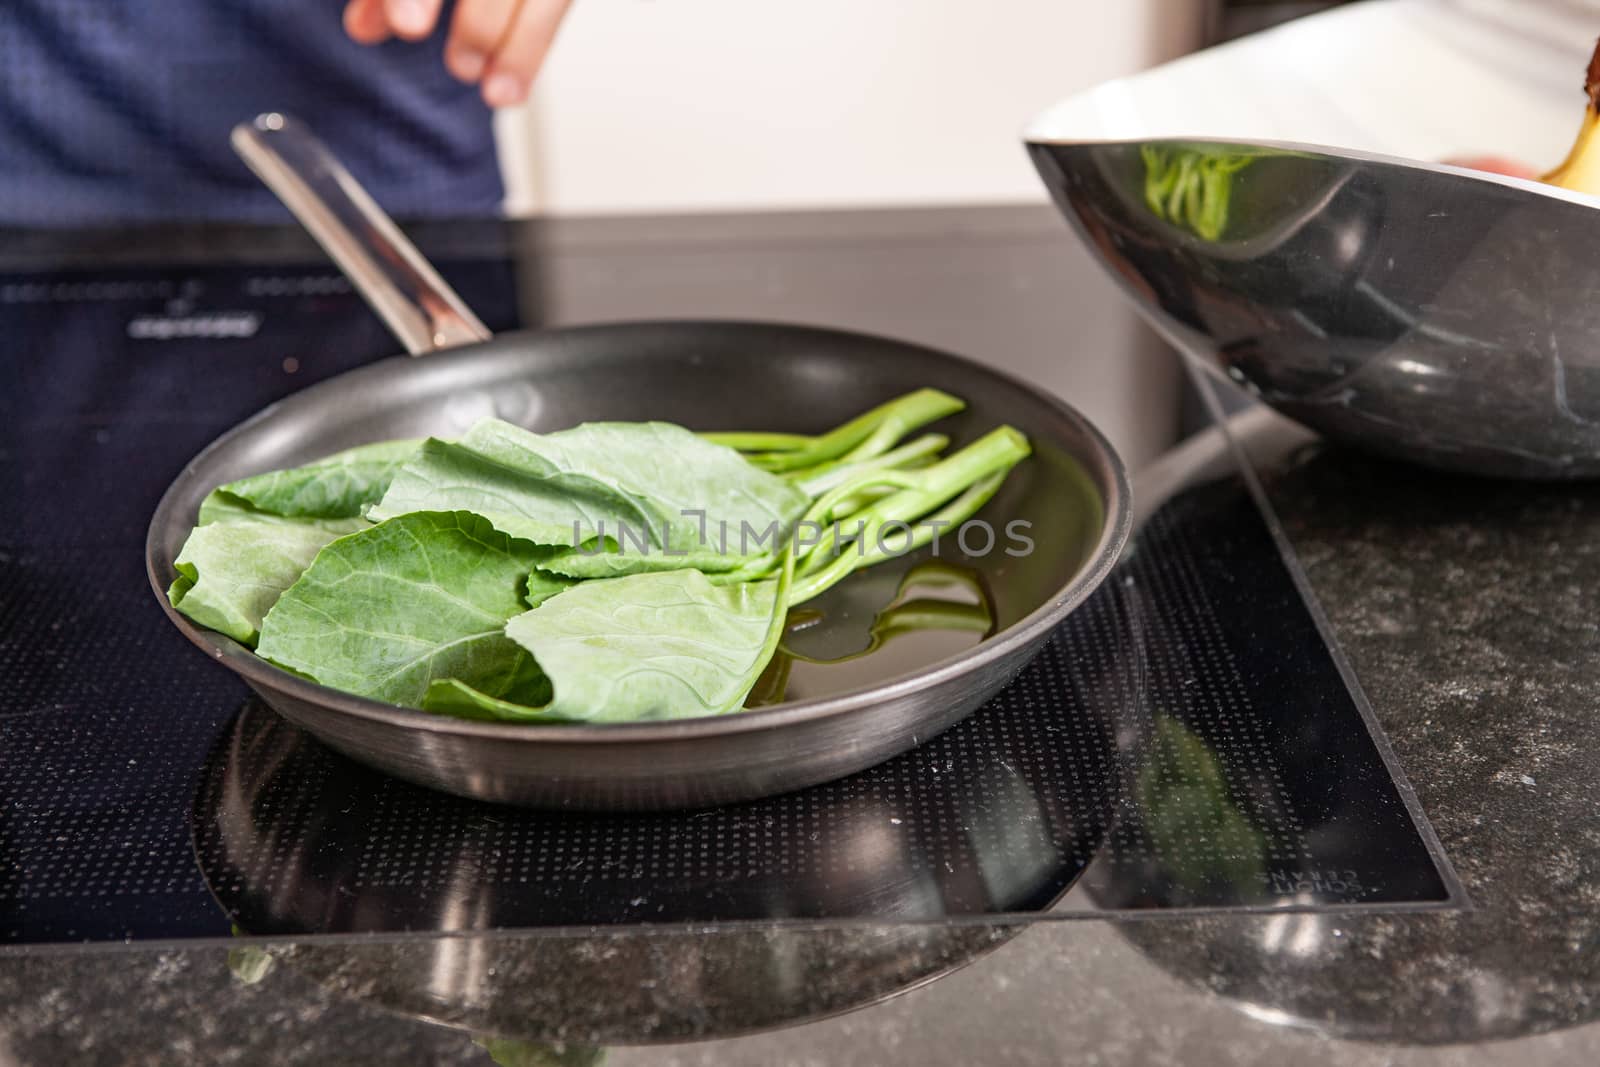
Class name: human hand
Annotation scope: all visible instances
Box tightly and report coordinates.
[343,0,574,108]
[1445,156,1540,180]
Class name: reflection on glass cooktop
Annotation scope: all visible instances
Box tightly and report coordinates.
[181,475,1456,940]
[0,252,1459,948]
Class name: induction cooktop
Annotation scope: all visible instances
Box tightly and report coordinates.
[0,246,1461,949]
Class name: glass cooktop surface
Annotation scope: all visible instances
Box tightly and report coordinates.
[0,235,1460,948]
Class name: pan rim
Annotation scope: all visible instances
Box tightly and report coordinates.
[145,318,1132,745]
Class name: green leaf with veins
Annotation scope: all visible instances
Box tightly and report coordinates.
[369,435,650,549]
[538,543,758,579]
[192,488,370,532]
[256,512,568,707]
[215,438,423,518]
[167,495,368,646]
[425,567,787,723]
[371,419,806,566]
[196,491,266,526]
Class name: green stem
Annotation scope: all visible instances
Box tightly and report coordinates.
[737,389,965,473]
[790,463,1013,605]
[712,427,1027,592]
[734,522,798,711]
[794,471,925,570]
[801,469,923,526]
[791,433,948,494]
[699,431,813,452]
[795,427,1029,575]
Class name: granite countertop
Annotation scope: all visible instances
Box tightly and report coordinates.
[3,210,1598,1064]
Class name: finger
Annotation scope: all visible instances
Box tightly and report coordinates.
[382,0,444,42]
[445,0,521,84]
[343,0,392,45]
[481,0,572,108]
[1445,156,1540,180]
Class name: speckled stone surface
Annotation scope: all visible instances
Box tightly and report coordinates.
[6,411,1600,1065]
[1116,431,1600,1045]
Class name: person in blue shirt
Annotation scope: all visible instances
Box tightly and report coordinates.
[0,0,574,226]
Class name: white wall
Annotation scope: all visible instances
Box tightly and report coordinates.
[491,0,1208,472]
[496,0,1208,214]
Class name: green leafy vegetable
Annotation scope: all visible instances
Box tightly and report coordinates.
[196,491,267,526]
[169,392,1036,728]
[372,419,807,571]
[167,496,367,646]
[536,544,755,580]
[255,512,568,707]
[426,563,789,723]
[214,439,423,518]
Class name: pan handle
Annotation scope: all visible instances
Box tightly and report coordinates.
[230,112,492,356]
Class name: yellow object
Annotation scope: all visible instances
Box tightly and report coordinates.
[1542,39,1600,193]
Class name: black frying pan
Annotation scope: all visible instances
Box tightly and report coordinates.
[143,115,1130,810]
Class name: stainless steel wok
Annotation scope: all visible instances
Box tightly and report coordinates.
[143,116,1131,810]
[1029,136,1600,479]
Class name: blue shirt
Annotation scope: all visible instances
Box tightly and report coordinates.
[0,1,503,225]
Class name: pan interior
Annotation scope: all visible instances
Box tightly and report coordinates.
[150,323,1110,709]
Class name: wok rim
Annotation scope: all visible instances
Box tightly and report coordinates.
[1020,133,1600,211]
[145,318,1132,746]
